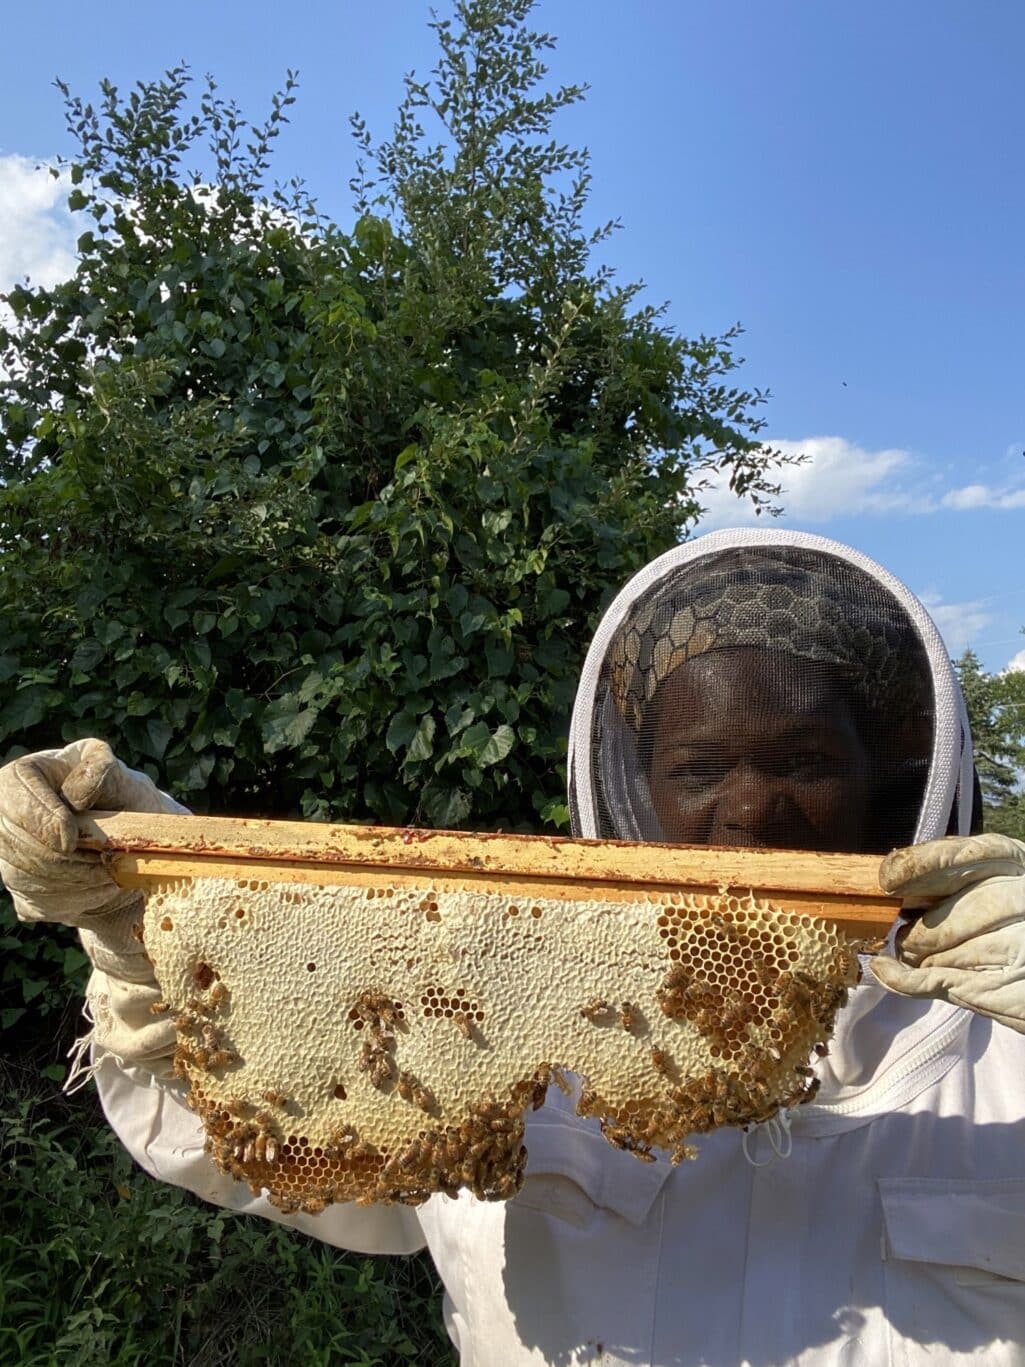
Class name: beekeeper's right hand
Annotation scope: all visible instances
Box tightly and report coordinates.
[0,739,189,1066]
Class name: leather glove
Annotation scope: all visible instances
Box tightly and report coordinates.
[0,738,190,1066]
[870,833,1025,1034]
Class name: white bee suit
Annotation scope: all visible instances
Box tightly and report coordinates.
[95,986,1025,1366]
[88,529,1025,1365]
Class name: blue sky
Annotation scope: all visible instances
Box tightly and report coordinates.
[2,1,1023,671]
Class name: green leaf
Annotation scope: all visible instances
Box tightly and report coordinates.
[423,786,472,828]
[144,718,174,761]
[405,714,436,764]
[445,703,475,735]
[477,724,515,767]
[262,705,317,754]
[70,639,105,672]
[539,586,571,618]
[385,710,417,755]
[539,797,571,829]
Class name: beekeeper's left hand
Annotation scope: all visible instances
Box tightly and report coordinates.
[871,833,1025,1033]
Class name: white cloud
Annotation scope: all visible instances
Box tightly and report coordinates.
[0,154,78,294]
[695,434,1025,531]
[940,483,1025,511]
[695,435,924,531]
[1004,650,1025,674]
[918,593,993,656]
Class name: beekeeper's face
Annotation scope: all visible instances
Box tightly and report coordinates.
[644,646,876,852]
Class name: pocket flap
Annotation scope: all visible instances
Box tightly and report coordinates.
[523,1089,672,1227]
[879,1178,1025,1283]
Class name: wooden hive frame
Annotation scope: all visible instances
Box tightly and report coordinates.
[77,812,900,941]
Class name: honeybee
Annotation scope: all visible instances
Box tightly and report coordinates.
[580,998,615,1022]
[650,1047,671,1076]
[452,1011,474,1040]
[550,1066,572,1095]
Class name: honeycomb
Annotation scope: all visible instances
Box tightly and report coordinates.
[142,877,859,1212]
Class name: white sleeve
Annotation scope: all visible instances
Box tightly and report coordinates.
[92,1050,427,1256]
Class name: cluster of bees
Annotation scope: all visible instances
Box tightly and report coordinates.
[194,1077,543,1213]
[153,959,239,1074]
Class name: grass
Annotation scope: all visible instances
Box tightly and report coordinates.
[0,1080,456,1366]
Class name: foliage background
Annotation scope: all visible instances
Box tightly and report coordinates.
[0,3,786,1361]
[955,648,1025,841]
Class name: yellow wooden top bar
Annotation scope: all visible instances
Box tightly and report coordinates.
[77,812,901,941]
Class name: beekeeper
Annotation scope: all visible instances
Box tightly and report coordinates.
[3,527,1025,1366]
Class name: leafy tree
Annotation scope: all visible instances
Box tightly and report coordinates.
[955,647,1025,840]
[0,0,785,840]
[0,8,788,1356]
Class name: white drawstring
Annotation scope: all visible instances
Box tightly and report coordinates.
[62,1000,99,1095]
[741,1107,793,1167]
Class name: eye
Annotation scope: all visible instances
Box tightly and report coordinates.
[775,751,834,778]
[667,761,728,790]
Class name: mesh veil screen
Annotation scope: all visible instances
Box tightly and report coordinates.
[586,546,935,855]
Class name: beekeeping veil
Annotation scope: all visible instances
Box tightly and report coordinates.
[569,529,975,851]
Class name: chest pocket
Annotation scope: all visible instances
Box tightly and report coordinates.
[879,1178,1025,1367]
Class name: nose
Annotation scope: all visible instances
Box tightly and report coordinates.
[710,761,788,848]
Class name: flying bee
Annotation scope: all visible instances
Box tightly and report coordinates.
[650,1047,671,1076]
[452,1011,474,1039]
[619,1002,637,1032]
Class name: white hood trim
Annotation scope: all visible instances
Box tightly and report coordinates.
[569,527,974,845]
